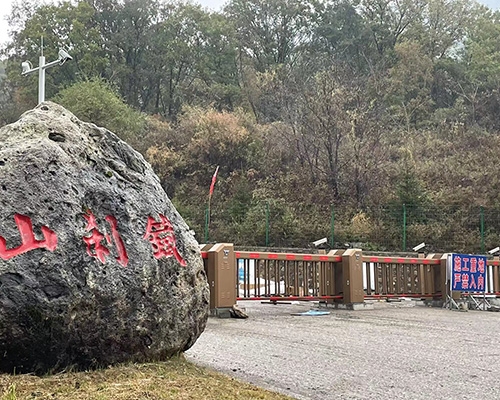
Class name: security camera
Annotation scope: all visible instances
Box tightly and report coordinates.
[312,237,327,247]
[58,49,73,65]
[21,61,32,75]
[488,247,500,255]
[412,242,425,252]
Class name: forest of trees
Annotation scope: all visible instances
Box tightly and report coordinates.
[1,0,500,253]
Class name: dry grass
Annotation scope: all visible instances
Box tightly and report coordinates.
[0,356,293,400]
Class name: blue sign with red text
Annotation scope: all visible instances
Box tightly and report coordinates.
[451,253,486,292]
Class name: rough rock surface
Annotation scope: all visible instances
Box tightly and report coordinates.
[0,102,209,374]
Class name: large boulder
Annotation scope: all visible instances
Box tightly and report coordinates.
[0,102,210,374]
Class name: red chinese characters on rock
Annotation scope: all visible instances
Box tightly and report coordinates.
[0,212,185,266]
[83,210,129,267]
[143,214,186,267]
[82,211,185,267]
[0,214,57,260]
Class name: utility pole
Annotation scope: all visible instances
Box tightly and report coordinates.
[21,37,73,104]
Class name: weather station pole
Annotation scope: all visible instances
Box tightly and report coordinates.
[38,40,45,104]
[21,37,73,104]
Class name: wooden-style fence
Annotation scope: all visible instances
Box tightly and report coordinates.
[201,244,500,311]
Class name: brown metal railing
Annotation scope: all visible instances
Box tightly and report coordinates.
[235,251,343,301]
[363,255,441,298]
[485,259,500,295]
[201,246,500,310]
[234,251,444,301]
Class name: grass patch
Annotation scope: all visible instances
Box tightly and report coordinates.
[0,356,293,400]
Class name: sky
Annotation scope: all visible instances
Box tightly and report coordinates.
[0,0,498,45]
[0,0,228,45]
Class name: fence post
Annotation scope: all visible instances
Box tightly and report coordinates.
[265,201,270,247]
[494,256,499,293]
[402,204,407,252]
[341,248,364,307]
[480,206,485,254]
[206,243,237,317]
[204,207,209,243]
[330,205,335,248]
[437,254,449,304]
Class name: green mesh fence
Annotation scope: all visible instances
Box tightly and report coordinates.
[221,202,500,253]
[338,205,500,254]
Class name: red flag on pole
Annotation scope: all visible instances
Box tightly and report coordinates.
[209,166,219,198]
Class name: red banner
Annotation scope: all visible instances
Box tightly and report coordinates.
[209,166,219,198]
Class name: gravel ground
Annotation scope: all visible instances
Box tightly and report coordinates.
[185,300,500,400]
